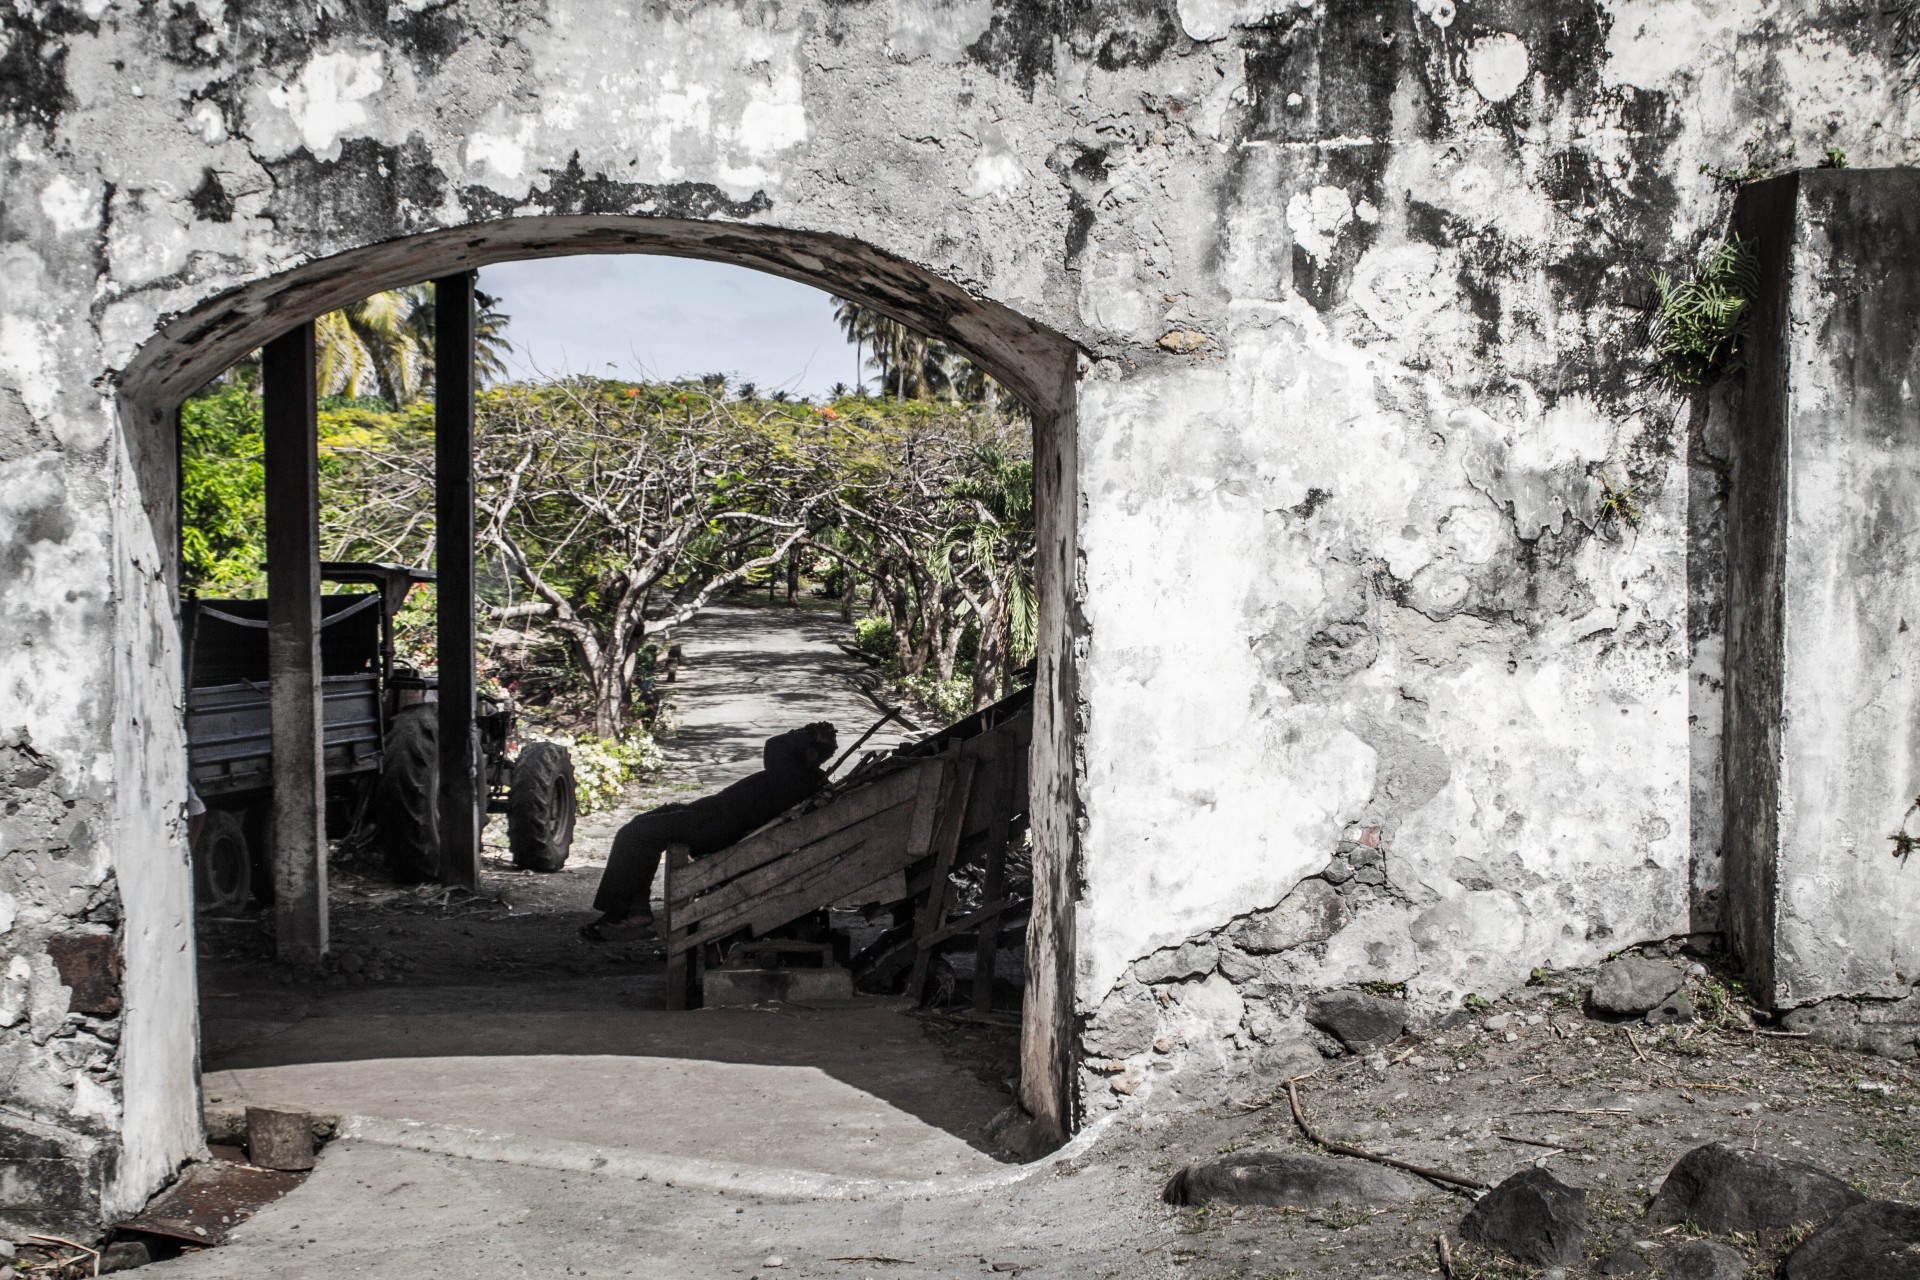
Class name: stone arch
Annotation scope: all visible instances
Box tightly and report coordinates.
[112,216,1087,1185]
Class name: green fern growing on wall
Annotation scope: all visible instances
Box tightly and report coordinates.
[1648,237,1760,385]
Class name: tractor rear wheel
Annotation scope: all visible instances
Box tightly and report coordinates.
[375,705,440,883]
[193,809,253,913]
[508,742,577,872]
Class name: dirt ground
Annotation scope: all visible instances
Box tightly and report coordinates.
[1091,962,1920,1279]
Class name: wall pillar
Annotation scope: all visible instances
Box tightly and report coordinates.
[262,323,328,964]
[435,272,481,889]
[1726,169,1920,1008]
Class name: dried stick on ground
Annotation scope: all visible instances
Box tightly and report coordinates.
[1285,1079,1491,1192]
[1436,1233,1457,1279]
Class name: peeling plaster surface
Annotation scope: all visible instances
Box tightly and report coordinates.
[2,0,1918,1221]
[1726,172,1920,1008]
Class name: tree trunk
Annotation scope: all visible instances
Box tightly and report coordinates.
[972,591,1007,710]
[839,571,855,623]
[884,574,917,673]
[935,617,965,684]
[786,555,800,606]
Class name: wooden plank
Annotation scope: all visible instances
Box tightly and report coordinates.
[975,726,1021,1011]
[744,835,918,937]
[831,869,906,908]
[902,758,945,858]
[919,896,1023,951]
[667,799,915,926]
[663,843,698,1009]
[262,322,327,966]
[671,829,916,955]
[908,755,977,1004]
[434,271,481,889]
[674,763,930,897]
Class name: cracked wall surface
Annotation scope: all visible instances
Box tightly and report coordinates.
[2,0,1918,1225]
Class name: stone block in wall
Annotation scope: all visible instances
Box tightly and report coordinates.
[0,1110,113,1241]
[1726,169,1920,1008]
[45,930,121,1016]
[1083,980,1158,1058]
[1780,993,1920,1061]
[1237,879,1346,954]
[1134,940,1218,984]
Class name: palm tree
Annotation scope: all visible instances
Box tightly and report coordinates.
[831,297,995,402]
[937,446,1036,707]
[314,284,514,407]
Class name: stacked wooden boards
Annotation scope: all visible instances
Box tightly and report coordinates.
[662,686,1033,1011]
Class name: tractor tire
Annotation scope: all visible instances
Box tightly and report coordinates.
[193,809,253,913]
[375,705,441,884]
[508,742,577,872]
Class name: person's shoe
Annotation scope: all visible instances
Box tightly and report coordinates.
[578,913,657,943]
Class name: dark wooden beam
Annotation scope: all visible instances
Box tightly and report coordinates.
[435,271,481,888]
[262,321,327,964]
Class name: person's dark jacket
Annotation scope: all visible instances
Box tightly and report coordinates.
[650,724,829,854]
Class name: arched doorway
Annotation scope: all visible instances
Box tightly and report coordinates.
[115,219,1086,1184]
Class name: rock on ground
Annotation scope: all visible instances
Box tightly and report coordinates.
[1660,1239,1749,1280]
[1589,955,1684,1016]
[1458,1167,1589,1267]
[1783,1200,1920,1279]
[1306,991,1406,1053]
[1648,1142,1864,1234]
[1597,1243,1650,1274]
[1161,1152,1423,1209]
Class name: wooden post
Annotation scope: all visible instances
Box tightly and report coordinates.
[664,843,699,1009]
[435,272,481,888]
[974,728,1019,1011]
[262,322,327,965]
[908,755,976,1005]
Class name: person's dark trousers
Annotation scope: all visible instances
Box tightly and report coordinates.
[593,806,695,919]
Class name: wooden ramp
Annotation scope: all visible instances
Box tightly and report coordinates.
[663,686,1032,1010]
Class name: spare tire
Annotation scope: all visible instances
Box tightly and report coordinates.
[375,705,440,883]
[508,742,577,872]
[193,808,253,913]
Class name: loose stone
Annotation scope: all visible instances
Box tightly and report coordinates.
[1782,1199,1920,1279]
[1458,1167,1589,1267]
[1648,1143,1864,1234]
[1588,956,1683,1016]
[1162,1152,1423,1209]
[1306,991,1406,1053]
[1659,1239,1749,1280]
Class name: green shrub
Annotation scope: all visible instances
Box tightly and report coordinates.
[1649,237,1760,385]
[896,673,974,723]
[854,617,894,658]
[544,730,664,814]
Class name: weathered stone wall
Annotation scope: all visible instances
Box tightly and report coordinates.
[2,0,1917,1223]
[1725,169,1920,1011]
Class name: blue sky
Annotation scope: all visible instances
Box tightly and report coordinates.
[476,255,864,399]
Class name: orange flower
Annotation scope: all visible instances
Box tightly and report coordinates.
[818,406,838,420]
[624,387,641,398]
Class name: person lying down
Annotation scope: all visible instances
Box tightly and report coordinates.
[578,721,838,942]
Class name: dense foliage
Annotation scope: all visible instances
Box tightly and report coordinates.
[180,377,1036,735]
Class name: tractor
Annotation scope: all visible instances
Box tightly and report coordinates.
[184,562,577,911]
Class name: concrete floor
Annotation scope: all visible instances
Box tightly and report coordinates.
[191,602,1022,1240]
[142,1132,1167,1280]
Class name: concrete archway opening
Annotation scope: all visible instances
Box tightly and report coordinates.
[119,221,1086,1192]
